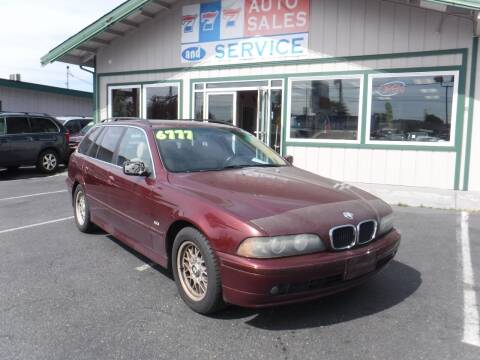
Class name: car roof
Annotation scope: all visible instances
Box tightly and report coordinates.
[0,112,53,117]
[56,116,93,122]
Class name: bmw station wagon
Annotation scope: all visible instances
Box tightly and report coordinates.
[67,119,400,314]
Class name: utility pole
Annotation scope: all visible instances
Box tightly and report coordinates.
[66,65,70,89]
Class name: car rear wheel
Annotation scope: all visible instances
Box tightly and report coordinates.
[172,227,225,314]
[74,185,95,233]
[37,150,59,174]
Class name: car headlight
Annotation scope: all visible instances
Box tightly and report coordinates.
[378,213,394,236]
[237,234,325,259]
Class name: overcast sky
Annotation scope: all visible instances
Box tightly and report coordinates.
[0,0,125,92]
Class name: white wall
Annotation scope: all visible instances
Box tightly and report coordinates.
[0,86,92,117]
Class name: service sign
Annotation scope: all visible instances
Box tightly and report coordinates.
[181,0,310,63]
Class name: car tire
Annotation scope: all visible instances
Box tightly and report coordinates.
[37,149,59,174]
[172,227,225,315]
[73,185,95,233]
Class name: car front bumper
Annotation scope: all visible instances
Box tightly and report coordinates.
[217,229,401,308]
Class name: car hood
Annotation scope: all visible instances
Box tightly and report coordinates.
[169,166,391,236]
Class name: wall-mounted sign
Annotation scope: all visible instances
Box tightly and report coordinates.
[181,0,310,63]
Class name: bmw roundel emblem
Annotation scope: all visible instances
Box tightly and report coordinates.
[343,212,354,220]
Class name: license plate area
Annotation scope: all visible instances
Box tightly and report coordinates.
[344,253,377,280]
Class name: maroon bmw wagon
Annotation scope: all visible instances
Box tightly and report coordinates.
[67,119,400,314]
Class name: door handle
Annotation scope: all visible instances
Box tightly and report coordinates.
[108,175,115,184]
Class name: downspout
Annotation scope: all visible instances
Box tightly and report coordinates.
[79,60,97,122]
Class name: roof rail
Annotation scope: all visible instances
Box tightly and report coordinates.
[105,118,237,128]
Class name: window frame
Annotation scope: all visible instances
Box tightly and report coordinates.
[365,70,459,147]
[286,74,364,144]
[142,82,180,120]
[108,85,141,119]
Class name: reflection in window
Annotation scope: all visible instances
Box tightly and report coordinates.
[370,74,455,142]
[290,78,361,140]
[194,92,204,120]
[111,88,140,117]
[146,86,178,119]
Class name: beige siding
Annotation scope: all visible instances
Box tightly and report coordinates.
[0,86,92,117]
[287,146,456,190]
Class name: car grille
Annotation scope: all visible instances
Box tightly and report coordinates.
[358,220,377,244]
[330,225,356,250]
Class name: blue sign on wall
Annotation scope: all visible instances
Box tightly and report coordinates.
[199,1,221,43]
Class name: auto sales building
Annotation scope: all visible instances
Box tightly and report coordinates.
[42,0,480,192]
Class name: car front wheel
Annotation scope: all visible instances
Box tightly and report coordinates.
[172,227,225,314]
[37,149,59,174]
[73,185,95,233]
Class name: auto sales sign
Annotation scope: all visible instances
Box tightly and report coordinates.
[181,0,310,63]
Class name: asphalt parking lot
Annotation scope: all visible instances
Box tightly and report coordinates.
[1,167,479,360]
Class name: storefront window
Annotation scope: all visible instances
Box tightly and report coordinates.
[369,73,456,143]
[145,85,178,119]
[110,87,140,118]
[290,78,361,141]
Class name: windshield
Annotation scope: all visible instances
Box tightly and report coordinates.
[155,127,287,173]
[80,121,95,135]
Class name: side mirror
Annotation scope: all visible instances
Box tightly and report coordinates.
[284,155,294,165]
[123,160,150,177]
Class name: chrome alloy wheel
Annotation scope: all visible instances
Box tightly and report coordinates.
[177,241,208,301]
[75,191,86,226]
[42,153,57,171]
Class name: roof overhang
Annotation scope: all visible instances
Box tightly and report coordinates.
[40,0,174,67]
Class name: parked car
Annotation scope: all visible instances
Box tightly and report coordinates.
[56,116,92,135]
[0,112,69,173]
[57,117,93,154]
[67,120,95,154]
[67,119,401,314]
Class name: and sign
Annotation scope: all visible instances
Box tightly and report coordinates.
[181,0,310,63]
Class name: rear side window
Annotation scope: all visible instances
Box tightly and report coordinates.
[87,128,106,158]
[30,117,58,133]
[96,126,125,163]
[64,120,81,134]
[78,126,101,155]
[0,118,5,135]
[80,119,91,128]
[6,117,30,134]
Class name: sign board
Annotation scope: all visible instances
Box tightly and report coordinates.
[181,0,310,63]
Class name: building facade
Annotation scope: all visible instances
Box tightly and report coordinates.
[0,78,93,117]
[42,0,480,191]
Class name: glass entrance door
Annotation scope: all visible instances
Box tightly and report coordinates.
[206,92,236,124]
[197,80,283,152]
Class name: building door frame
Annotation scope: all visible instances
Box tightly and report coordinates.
[194,79,284,150]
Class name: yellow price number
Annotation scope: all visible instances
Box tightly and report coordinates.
[156,129,193,141]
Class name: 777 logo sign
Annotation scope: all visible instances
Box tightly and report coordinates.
[201,11,219,31]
